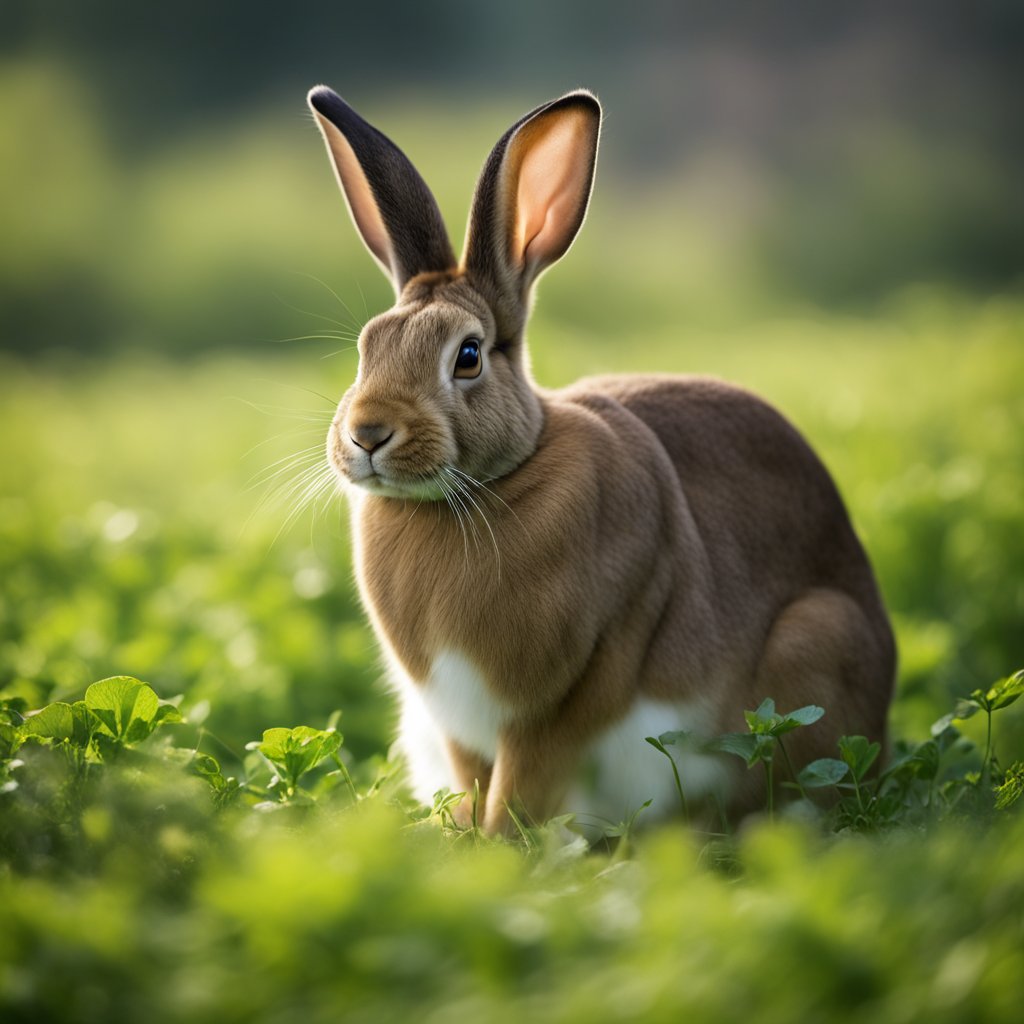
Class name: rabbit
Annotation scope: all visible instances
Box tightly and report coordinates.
[306,84,896,837]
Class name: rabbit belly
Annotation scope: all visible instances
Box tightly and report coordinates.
[565,698,730,832]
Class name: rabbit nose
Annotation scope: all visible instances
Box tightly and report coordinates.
[349,421,394,454]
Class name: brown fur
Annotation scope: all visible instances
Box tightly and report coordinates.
[306,86,895,835]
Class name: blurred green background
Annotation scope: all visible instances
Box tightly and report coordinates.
[1,0,1022,757]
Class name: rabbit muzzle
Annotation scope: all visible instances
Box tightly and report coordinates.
[328,393,457,501]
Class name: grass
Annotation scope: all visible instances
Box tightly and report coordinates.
[1,292,1023,1021]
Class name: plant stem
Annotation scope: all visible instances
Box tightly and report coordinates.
[776,738,807,801]
[852,773,866,815]
[332,752,359,802]
[668,752,689,821]
[766,757,774,820]
[983,710,994,785]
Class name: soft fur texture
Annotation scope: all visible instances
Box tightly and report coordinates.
[307,85,895,835]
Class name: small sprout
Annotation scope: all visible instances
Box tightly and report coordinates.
[188,750,241,807]
[712,701,826,817]
[644,730,691,819]
[248,725,342,798]
[838,736,881,783]
[931,670,1024,784]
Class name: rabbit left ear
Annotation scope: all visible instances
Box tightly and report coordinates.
[308,86,456,295]
[463,90,601,315]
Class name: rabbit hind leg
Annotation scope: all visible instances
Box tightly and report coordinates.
[731,588,893,815]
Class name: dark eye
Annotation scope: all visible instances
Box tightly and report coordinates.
[453,338,483,380]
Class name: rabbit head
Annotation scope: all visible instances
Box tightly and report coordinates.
[307,86,601,499]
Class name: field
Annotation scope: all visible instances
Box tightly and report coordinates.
[3,27,1024,1020]
[2,290,1024,1022]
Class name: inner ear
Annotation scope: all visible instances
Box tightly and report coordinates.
[313,112,393,276]
[509,108,597,272]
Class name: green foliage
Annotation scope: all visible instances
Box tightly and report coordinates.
[15,676,181,766]
[995,763,1024,812]
[2,670,1024,1023]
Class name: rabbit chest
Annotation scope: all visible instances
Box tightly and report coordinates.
[349,398,707,744]
[351,479,604,723]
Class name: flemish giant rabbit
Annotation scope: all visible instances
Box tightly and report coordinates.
[306,86,895,836]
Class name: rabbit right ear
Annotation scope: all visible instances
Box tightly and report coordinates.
[463,90,601,332]
[307,86,456,295]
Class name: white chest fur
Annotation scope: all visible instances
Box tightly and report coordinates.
[421,648,511,759]
[394,649,730,826]
[394,648,510,806]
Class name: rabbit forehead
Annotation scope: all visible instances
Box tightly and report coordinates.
[358,290,491,380]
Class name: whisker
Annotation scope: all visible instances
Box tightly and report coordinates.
[271,292,354,332]
[241,426,329,461]
[272,470,338,549]
[437,475,470,569]
[354,278,370,322]
[448,466,521,525]
[268,332,361,345]
[248,378,338,410]
[242,455,325,538]
[446,477,480,553]
[245,447,326,490]
[229,395,335,423]
[445,469,501,581]
[253,460,332,518]
[286,271,366,333]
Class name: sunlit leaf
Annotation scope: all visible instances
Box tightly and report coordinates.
[986,670,1024,712]
[82,677,180,747]
[256,726,342,788]
[21,702,77,742]
[85,677,160,741]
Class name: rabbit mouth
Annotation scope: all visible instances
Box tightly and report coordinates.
[335,453,449,501]
[354,472,448,501]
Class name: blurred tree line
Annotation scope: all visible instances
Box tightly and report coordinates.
[1,0,1021,354]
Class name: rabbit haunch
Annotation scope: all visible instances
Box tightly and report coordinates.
[307,86,895,835]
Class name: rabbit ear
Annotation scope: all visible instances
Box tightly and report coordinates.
[307,86,456,295]
[463,90,601,324]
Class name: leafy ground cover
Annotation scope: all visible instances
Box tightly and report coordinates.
[1,294,1023,1021]
[1,670,1022,1024]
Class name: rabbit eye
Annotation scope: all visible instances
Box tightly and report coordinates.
[453,338,482,379]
